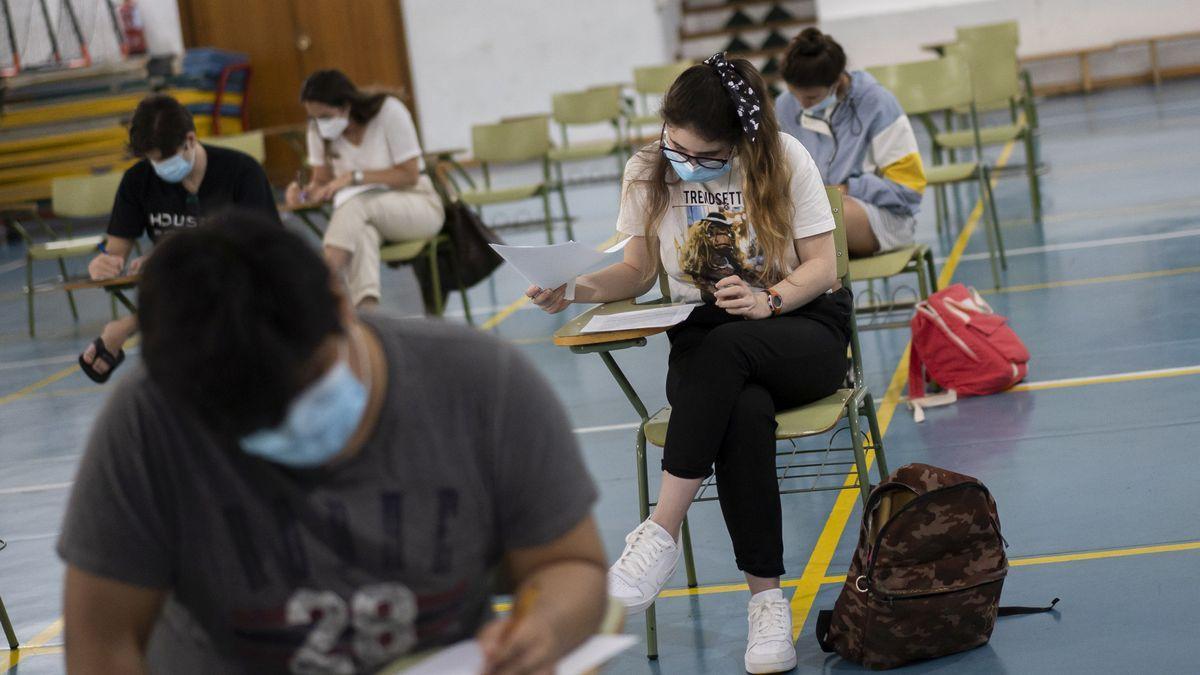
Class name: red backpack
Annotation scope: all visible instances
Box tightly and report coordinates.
[908,284,1029,418]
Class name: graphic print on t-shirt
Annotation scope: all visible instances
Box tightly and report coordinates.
[674,187,765,303]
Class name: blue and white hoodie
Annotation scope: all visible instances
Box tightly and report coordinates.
[776,70,926,217]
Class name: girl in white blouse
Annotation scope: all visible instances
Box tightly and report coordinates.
[285,70,443,307]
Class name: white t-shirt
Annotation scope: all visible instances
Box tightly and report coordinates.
[306,96,424,177]
[615,132,834,303]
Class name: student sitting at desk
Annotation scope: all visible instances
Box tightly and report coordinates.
[527,54,849,674]
[58,212,607,674]
[285,69,444,308]
[776,28,926,256]
[78,94,278,383]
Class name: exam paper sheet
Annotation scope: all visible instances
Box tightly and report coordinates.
[397,634,636,675]
[489,238,630,291]
[580,304,697,334]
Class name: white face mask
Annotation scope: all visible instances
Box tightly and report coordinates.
[315,115,350,140]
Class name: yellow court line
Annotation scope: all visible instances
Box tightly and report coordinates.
[1010,365,1200,392]
[980,265,1200,295]
[820,540,1200,585]
[0,366,77,407]
[478,233,622,331]
[788,136,1021,639]
[3,618,64,670]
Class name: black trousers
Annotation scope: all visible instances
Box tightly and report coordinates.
[663,288,852,578]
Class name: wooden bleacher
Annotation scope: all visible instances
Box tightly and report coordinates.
[1021,31,1200,95]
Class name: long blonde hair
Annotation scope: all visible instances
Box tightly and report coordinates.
[628,59,794,285]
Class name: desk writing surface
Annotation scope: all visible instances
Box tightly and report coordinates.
[552,298,675,347]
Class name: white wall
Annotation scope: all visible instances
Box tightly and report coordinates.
[816,0,1200,82]
[11,0,183,70]
[402,0,675,151]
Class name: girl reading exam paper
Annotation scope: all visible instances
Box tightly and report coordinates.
[526,53,850,674]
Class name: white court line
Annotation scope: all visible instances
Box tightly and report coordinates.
[573,421,640,435]
[0,353,80,371]
[0,259,23,275]
[1037,98,1200,129]
[0,481,73,496]
[943,227,1200,264]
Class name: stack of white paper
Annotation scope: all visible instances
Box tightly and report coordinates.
[581,304,697,334]
[489,238,631,295]
[394,634,636,675]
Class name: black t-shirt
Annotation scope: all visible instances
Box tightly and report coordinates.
[108,144,280,242]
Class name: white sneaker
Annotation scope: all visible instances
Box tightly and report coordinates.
[744,589,797,674]
[607,519,679,614]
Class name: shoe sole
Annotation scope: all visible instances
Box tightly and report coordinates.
[745,653,797,674]
[612,550,681,615]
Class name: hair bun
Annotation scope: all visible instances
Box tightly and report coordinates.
[791,27,827,56]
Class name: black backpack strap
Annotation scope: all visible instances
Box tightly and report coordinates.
[815,610,836,653]
[998,597,1060,616]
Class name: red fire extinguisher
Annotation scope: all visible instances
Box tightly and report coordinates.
[119,0,147,55]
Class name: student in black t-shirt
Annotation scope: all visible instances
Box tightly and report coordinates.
[79,94,279,383]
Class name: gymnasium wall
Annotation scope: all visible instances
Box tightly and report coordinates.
[817,0,1200,88]
[401,0,677,151]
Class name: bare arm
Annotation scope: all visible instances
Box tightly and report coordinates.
[527,235,661,313]
[478,516,608,675]
[64,566,166,675]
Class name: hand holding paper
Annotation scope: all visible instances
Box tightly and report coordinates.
[491,238,631,299]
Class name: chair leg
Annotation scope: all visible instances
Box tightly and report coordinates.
[847,394,872,506]
[923,247,939,293]
[0,592,17,649]
[680,516,698,588]
[539,189,555,245]
[978,170,1003,289]
[914,254,930,300]
[862,390,889,480]
[553,162,575,241]
[111,294,119,320]
[1023,131,1043,224]
[26,257,34,338]
[57,258,79,321]
[933,184,946,239]
[445,240,473,326]
[426,240,444,316]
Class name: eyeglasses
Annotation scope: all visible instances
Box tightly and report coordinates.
[659,127,731,169]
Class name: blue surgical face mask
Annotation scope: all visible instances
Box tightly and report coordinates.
[669,158,732,183]
[151,143,195,183]
[802,86,839,117]
[240,354,368,468]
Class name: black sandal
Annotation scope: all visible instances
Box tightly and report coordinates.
[78,337,125,384]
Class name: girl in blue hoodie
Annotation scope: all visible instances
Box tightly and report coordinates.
[776,28,927,256]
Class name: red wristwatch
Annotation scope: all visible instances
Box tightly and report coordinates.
[765,288,783,316]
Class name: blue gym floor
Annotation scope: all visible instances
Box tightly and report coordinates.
[2,79,1199,673]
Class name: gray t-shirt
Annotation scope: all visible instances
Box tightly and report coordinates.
[57,315,597,674]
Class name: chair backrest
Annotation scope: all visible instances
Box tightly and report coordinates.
[945,39,1021,107]
[826,186,849,283]
[956,21,1019,49]
[471,116,552,164]
[204,130,266,163]
[51,170,125,218]
[552,85,623,126]
[633,61,692,95]
[866,54,973,116]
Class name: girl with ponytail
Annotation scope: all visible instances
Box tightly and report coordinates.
[527,53,852,674]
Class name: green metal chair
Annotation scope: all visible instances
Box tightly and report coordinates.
[955,22,1039,131]
[868,54,1006,288]
[11,171,127,336]
[627,61,693,144]
[553,188,889,658]
[848,244,938,330]
[935,40,1042,225]
[460,116,569,244]
[203,129,266,163]
[549,84,628,186]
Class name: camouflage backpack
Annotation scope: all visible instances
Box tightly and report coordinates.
[815,463,1058,670]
